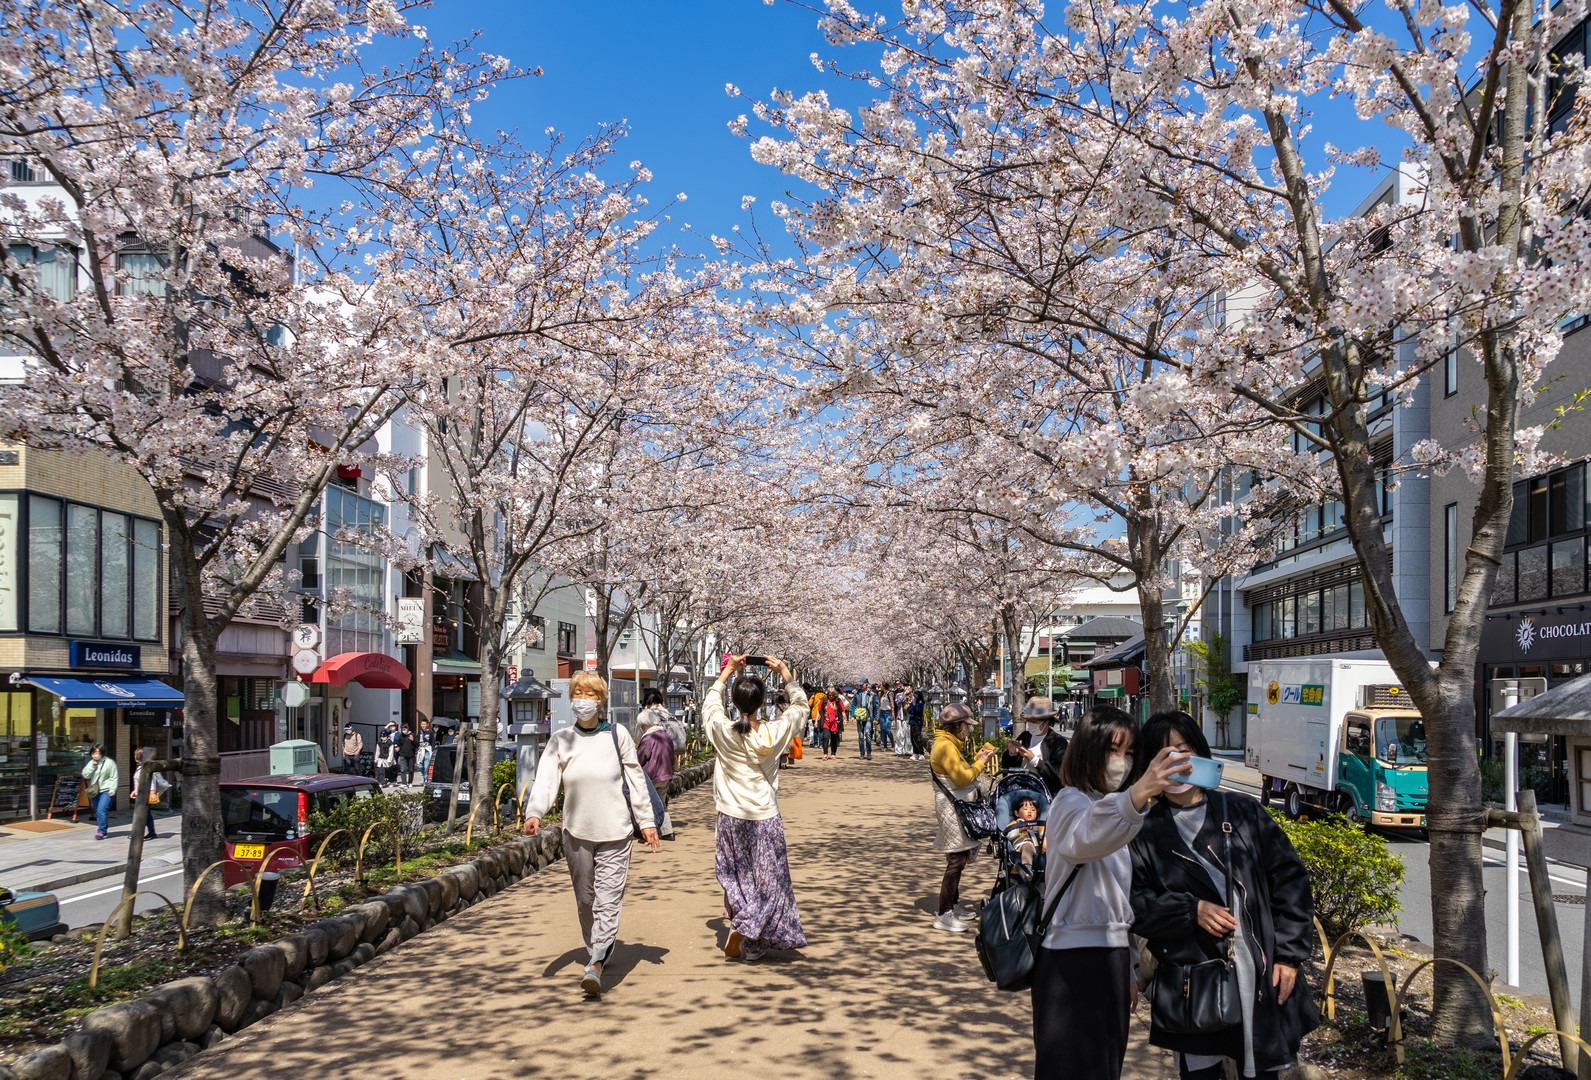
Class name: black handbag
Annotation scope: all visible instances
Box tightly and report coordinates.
[1150,793,1244,1035]
[975,864,1082,991]
[610,724,666,839]
[929,767,998,840]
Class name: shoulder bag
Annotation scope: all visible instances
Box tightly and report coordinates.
[1150,792,1245,1035]
[928,766,998,840]
[610,724,667,840]
[975,863,1082,991]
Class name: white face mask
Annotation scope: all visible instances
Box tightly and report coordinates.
[571,699,601,723]
[1103,755,1132,791]
[1024,722,1048,738]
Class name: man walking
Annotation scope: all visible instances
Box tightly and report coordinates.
[852,693,873,759]
[397,724,417,785]
[341,724,363,774]
[906,688,927,759]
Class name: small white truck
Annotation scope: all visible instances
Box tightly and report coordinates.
[1245,659,1429,829]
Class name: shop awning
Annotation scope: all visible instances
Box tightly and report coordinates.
[1094,686,1127,699]
[311,652,412,690]
[504,674,559,700]
[25,676,185,709]
[433,650,482,676]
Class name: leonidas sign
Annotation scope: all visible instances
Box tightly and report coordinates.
[69,640,141,669]
[1481,610,1591,663]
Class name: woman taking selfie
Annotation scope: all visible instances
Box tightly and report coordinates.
[1032,706,1191,1080]
[1129,712,1318,1080]
[522,671,659,998]
[707,654,808,961]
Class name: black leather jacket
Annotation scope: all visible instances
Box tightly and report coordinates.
[1000,728,1069,794]
[1128,790,1319,1071]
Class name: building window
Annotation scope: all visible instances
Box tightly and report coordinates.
[526,614,546,651]
[1250,579,1374,642]
[116,251,166,297]
[6,244,75,302]
[322,487,384,635]
[19,495,158,640]
[1445,352,1458,397]
[1445,503,1458,613]
[557,621,577,656]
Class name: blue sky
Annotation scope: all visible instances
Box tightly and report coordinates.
[411,2,841,253]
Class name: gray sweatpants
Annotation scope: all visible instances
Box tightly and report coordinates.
[563,834,634,966]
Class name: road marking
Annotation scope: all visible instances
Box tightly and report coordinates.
[1482,859,1586,891]
[59,867,184,904]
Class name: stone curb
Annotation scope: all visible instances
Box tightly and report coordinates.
[1,759,715,1080]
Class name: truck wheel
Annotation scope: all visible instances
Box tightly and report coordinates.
[1259,779,1272,808]
[1283,785,1303,821]
[1339,793,1362,827]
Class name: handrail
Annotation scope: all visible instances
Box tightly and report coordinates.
[355,821,401,885]
[1503,1030,1591,1080]
[1316,924,1401,1028]
[90,890,184,988]
[298,828,352,911]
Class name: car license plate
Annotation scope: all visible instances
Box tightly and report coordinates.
[234,843,266,860]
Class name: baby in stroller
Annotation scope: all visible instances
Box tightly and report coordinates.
[1005,796,1044,871]
[991,773,1050,891]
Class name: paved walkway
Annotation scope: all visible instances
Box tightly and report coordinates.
[0,810,182,892]
[176,754,1177,1080]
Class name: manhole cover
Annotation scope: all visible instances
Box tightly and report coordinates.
[1553,894,1586,905]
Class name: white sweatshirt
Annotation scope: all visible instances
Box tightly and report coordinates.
[522,722,656,843]
[706,681,808,821]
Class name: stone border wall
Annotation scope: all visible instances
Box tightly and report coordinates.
[1,759,715,1080]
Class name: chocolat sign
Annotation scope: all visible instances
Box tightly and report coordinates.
[1482,611,1591,662]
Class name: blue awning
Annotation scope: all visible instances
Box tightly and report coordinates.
[25,676,184,709]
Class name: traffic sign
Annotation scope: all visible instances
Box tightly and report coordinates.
[281,681,309,708]
[292,623,321,650]
[292,648,320,676]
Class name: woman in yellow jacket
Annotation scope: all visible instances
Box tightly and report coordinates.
[929,703,997,932]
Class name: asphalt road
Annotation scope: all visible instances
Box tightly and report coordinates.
[1221,767,1587,1007]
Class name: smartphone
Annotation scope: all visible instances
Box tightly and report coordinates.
[1184,756,1224,790]
[744,655,767,668]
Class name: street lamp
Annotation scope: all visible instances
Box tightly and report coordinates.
[977,683,1002,740]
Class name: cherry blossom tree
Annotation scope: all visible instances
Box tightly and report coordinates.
[749,0,1591,1036]
[0,0,517,917]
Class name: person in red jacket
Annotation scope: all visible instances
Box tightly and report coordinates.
[822,690,844,758]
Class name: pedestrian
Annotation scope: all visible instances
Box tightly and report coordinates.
[416,719,435,781]
[81,744,118,840]
[637,705,678,840]
[130,747,169,839]
[776,691,802,766]
[1129,712,1319,1080]
[1031,706,1191,1080]
[852,692,873,759]
[397,724,417,785]
[341,724,363,773]
[929,703,997,931]
[1002,695,1071,794]
[522,671,659,998]
[907,688,927,758]
[706,655,807,961]
[822,690,843,759]
[875,683,895,750]
[809,686,826,747]
[894,682,911,757]
[374,730,398,786]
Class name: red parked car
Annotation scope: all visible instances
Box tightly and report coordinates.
[220,774,379,887]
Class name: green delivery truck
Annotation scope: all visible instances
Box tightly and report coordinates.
[1245,659,1428,829]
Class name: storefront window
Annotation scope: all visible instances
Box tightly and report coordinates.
[0,692,29,819]
[1519,544,1549,601]
[133,518,158,640]
[101,512,129,638]
[27,495,59,633]
[324,487,385,636]
[1553,537,1586,597]
[65,503,97,636]
[0,493,16,631]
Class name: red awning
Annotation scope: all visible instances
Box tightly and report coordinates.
[311,652,412,690]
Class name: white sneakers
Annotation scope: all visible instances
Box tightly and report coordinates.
[933,911,970,932]
[952,902,979,921]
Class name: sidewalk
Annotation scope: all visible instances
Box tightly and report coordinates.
[176,754,1178,1080]
[0,810,182,893]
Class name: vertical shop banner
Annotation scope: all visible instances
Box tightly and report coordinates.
[396,597,426,645]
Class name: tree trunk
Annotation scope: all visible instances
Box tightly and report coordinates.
[177,599,225,924]
[470,583,505,833]
[1137,581,1175,715]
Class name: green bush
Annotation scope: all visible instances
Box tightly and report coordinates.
[1479,758,1505,803]
[307,789,426,860]
[1270,810,1403,940]
[491,757,517,799]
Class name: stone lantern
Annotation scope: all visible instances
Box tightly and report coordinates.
[977,683,1003,740]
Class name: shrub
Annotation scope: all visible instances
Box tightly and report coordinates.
[1270,810,1403,941]
[491,757,517,800]
[307,789,426,861]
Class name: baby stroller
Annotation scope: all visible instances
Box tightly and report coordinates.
[986,771,1050,899]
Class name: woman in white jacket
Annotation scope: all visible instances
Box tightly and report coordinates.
[523,671,659,998]
[1032,706,1190,1080]
[706,654,808,962]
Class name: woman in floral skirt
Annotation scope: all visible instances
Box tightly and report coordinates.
[706,654,808,961]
